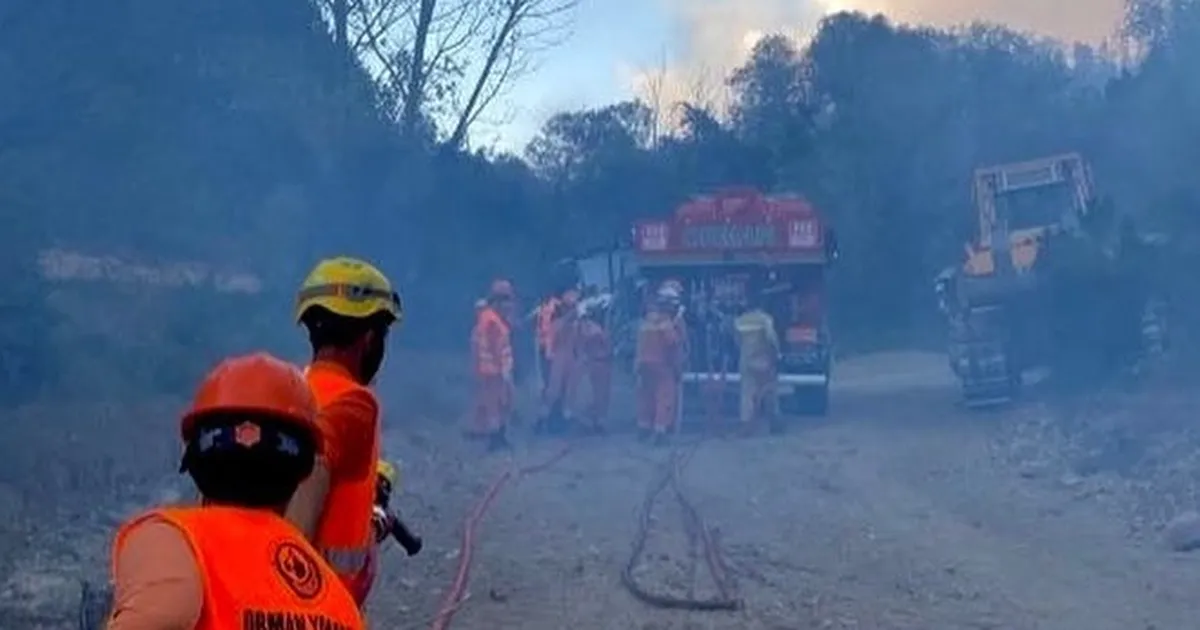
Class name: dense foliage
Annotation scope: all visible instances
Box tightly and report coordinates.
[2,0,1200,401]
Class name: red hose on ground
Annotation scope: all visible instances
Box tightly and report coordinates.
[429,443,572,630]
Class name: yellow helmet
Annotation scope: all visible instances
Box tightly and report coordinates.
[295,257,403,324]
[376,458,401,487]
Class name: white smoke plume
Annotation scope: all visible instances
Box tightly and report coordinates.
[627,0,1126,126]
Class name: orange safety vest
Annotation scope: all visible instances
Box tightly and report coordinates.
[473,306,513,376]
[113,506,364,630]
[536,297,560,354]
[305,363,380,604]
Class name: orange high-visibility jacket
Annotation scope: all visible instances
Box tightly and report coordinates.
[113,506,364,630]
[636,313,682,368]
[305,365,380,604]
[473,306,514,376]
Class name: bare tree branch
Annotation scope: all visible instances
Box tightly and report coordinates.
[446,0,578,149]
[465,34,524,131]
[319,0,576,142]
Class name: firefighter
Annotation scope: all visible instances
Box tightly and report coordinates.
[635,285,685,446]
[290,256,401,607]
[472,279,516,452]
[733,290,781,435]
[107,354,363,630]
[534,292,562,393]
[577,296,613,435]
[536,288,581,436]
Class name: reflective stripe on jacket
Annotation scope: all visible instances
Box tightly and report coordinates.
[113,506,364,630]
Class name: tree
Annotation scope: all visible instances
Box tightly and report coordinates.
[444,0,579,149]
[315,0,578,145]
[727,35,816,161]
[525,101,653,181]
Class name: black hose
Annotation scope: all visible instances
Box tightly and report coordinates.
[620,444,742,611]
[389,512,423,556]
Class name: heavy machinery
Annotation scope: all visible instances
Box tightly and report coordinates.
[631,187,837,419]
[935,152,1166,407]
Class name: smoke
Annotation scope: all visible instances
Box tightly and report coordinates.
[628,0,1126,121]
[625,0,829,116]
[862,0,1126,43]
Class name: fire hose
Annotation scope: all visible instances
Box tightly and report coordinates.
[428,443,572,630]
[617,307,740,611]
[431,305,739,626]
[620,440,741,611]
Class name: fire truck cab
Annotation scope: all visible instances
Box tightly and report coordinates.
[631,187,836,419]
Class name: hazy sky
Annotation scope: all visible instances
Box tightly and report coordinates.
[475,0,1126,154]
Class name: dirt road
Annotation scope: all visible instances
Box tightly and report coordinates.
[5,351,1200,629]
[370,353,1200,630]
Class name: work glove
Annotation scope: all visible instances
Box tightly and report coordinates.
[372,505,390,544]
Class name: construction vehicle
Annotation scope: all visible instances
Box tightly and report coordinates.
[631,187,837,419]
[935,152,1167,407]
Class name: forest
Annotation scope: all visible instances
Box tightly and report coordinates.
[2,0,1200,403]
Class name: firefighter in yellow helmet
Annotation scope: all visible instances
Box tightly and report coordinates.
[287,256,402,607]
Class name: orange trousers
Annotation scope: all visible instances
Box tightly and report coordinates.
[636,364,678,432]
[540,355,578,417]
[582,360,612,426]
[473,374,511,434]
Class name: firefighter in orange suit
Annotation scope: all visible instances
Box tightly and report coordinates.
[535,293,562,393]
[472,279,516,452]
[635,286,685,446]
[536,289,580,435]
[107,354,364,630]
[290,256,401,607]
[578,299,612,435]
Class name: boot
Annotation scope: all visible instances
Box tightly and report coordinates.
[637,428,652,443]
[653,431,670,448]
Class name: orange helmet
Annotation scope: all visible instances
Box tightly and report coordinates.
[490,278,515,299]
[180,353,320,450]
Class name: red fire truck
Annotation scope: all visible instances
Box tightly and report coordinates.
[630,187,836,418]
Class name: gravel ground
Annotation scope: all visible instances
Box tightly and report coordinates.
[6,351,1200,629]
